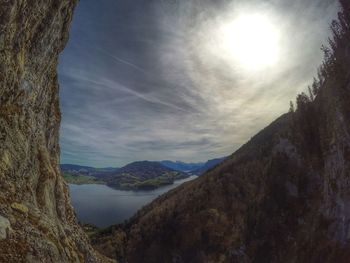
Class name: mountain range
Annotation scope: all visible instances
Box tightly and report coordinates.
[61,161,191,190]
[60,164,119,176]
[60,157,227,183]
[159,160,204,172]
[60,157,226,189]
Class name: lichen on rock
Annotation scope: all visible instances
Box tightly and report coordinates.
[11,203,28,214]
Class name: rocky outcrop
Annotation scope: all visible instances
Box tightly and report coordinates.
[0,1,113,262]
[95,3,350,263]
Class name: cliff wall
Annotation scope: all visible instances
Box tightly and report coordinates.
[0,1,111,262]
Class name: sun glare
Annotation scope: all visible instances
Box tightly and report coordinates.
[220,14,281,70]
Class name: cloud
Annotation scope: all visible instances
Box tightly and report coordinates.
[95,46,148,73]
[58,0,339,167]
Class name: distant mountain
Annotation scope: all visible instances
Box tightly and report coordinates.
[61,161,190,191]
[61,164,96,176]
[60,164,119,177]
[160,160,204,172]
[60,164,119,184]
[190,157,227,175]
[104,161,189,191]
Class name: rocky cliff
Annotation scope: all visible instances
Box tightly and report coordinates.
[95,3,350,263]
[0,1,112,262]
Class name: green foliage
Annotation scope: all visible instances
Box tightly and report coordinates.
[62,172,105,185]
[107,171,187,190]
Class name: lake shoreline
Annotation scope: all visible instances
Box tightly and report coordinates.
[65,174,193,191]
[69,175,198,228]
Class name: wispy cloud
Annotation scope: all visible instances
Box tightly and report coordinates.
[58,0,339,167]
[95,46,148,73]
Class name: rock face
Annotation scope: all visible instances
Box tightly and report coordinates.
[0,1,110,262]
[94,3,350,263]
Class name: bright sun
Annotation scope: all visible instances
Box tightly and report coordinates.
[220,14,281,70]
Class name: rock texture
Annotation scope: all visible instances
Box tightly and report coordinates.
[95,3,350,263]
[0,1,113,262]
[0,215,11,240]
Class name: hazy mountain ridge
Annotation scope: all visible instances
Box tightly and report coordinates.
[190,156,228,175]
[93,3,350,262]
[160,160,205,172]
[61,157,225,178]
[60,164,119,178]
[60,157,227,188]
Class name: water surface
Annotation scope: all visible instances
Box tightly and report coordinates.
[69,175,197,227]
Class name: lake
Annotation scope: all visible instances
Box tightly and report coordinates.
[69,175,198,228]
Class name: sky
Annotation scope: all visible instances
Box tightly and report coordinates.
[58,0,339,167]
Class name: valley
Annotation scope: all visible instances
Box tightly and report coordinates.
[61,158,226,190]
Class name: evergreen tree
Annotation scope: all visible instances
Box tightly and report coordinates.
[289,101,295,113]
[308,86,314,101]
[296,92,310,111]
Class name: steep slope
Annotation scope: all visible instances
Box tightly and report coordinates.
[0,1,112,262]
[103,161,189,190]
[95,3,350,263]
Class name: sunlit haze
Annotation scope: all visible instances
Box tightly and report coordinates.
[220,14,280,70]
[58,0,339,167]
